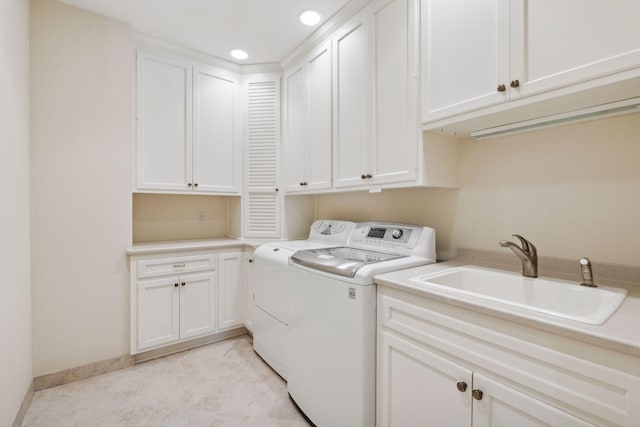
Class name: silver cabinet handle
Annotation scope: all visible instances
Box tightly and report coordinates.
[173,263,186,268]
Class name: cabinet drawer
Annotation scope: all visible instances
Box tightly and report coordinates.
[379,294,640,426]
[137,254,217,279]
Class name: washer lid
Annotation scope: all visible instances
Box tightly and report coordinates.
[291,247,406,278]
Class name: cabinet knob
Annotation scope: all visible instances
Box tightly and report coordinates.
[456,381,468,392]
[366,174,372,179]
[174,283,179,287]
[275,188,279,192]
[497,84,506,92]
[361,174,367,179]
[510,79,520,88]
[194,183,199,187]
[187,183,193,187]
[181,282,186,287]
[472,389,483,400]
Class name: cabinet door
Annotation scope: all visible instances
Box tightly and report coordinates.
[333,16,371,188]
[136,51,192,191]
[217,252,244,331]
[472,373,594,427]
[378,331,472,427]
[179,272,217,339]
[511,0,640,99]
[244,78,281,238]
[138,276,180,349]
[371,0,418,185]
[305,42,333,191]
[283,64,306,193]
[192,65,240,193]
[420,0,510,123]
[244,250,255,332]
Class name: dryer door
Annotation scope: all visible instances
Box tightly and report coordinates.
[253,245,294,324]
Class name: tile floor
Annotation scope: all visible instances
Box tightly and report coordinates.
[22,335,310,426]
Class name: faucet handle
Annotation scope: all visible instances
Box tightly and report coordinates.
[579,257,597,287]
[512,234,536,256]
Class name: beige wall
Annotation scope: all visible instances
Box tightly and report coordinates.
[0,0,32,423]
[133,194,230,242]
[30,0,133,376]
[317,113,640,265]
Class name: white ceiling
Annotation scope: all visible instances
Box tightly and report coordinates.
[56,0,353,65]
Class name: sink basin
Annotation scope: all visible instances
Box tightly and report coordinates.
[410,266,627,325]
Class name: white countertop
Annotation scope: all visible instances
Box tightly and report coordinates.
[127,238,275,255]
[374,261,640,358]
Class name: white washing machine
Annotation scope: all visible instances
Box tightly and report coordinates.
[287,222,437,427]
[252,220,355,379]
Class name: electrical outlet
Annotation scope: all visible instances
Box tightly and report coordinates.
[197,211,206,224]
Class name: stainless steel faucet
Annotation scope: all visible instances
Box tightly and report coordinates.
[499,234,538,278]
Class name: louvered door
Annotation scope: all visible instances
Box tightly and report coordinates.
[244,77,281,238]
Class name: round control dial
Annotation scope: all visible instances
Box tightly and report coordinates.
[391,229,403,239]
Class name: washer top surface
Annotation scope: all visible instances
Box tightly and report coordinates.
[290,221,437,285]
[290,246,406,278]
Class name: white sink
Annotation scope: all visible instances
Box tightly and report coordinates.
[410,266,627,325]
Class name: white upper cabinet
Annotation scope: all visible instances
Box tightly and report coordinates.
[511,0,640,98]
[281,0,441,193]
[283,65,306,192]
[137,52,192,192]
[283,43,333,194]
[421,0,510,122]
[332,15,371,188]
[334,0,420,189]
[421,0,640,129]
[305,44,333,191]
[192,65,240,193]
[136,50,241,194]
[371,0,419,185]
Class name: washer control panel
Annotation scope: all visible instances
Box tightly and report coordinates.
[349,222,423,253]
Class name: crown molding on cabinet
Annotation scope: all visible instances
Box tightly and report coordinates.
[280,0,373,70]
[134,33,283,75]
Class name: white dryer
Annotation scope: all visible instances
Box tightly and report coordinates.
[251,220,355,379]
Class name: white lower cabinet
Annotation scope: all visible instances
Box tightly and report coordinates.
[379,331,591,427]
[131,249,245,354]
[178,272,217,339]
[217,251,244,331]
[377,288,640,427]
[378,331,472,426]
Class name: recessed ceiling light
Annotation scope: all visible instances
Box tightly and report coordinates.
[299,10,322,26]
[230,49,249,61]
